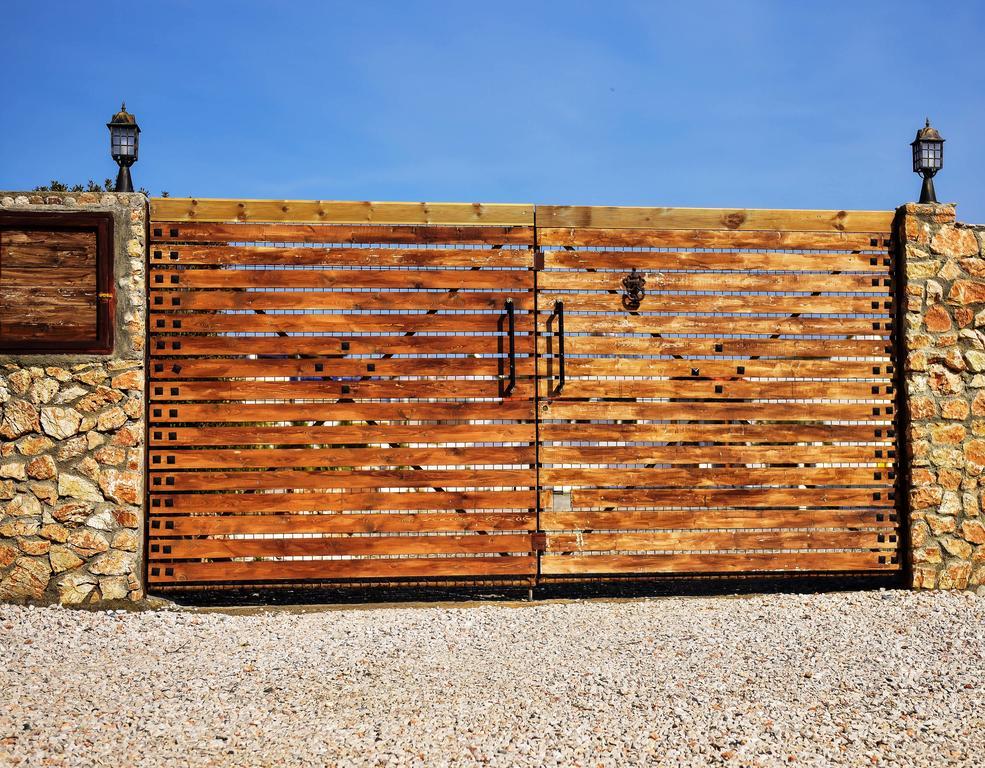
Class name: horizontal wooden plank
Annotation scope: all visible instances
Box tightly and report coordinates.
[152,290,535,312]
[150,400,534,423]
[151,267,532,290]
[151,533,535,560]
[537,270,890,293]
[539,401,894,422]
[536,206,894,233]
[148,556,537,583]
[151,445,535,469]
[151,312,534,335]
[150,222,535,246]
[153,335,536,356]
[555,314,890,336]
[536,378,893,400]
[541,444,891,466]
[149,423,537,446]
[539,422,893,444]
[150,356,524,380]
[539,466,888,488]
[539,551,897,575]
[569,487,894,510]
[543,507,894,531]
[540,292,892,315]
[538,228,890,251]
[151,245,533,268]
[538,336,892,358]
[559,358,894,380]
[151,198,535,226]
[152,511,536,535]
[151,468,536,491]
[152,490,539,514]
[543,250,891,272]
[150,378,535,401]
[544,530,893,553]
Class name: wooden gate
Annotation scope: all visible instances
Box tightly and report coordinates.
[146,199,903,590]
[536,206,901,578]
[147,199,538,588]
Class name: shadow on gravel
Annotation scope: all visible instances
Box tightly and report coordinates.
[163,574,905,610]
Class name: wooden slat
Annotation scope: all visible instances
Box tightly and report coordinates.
[539,551,895,575]
[538,336,891,358]
[535,206,894,233]
[152,290,535,312]
[150,222,534,246]
[153,335,536,356]
[540,422,891,444]
[150,356,522,380]
[543,249,890,272]
[151,198,535,226]
[149,556,537,583]
[536,378,892,400]
[150,401,534,423]
[151,445,535,469]
[151,469,535,491]
[542,292,891,315]
[537,270,890,293]
[151,245,533,268]
[150,378,535,401]
[559,358,893,380]
[539,466,886,488]
[151,312,534,335]
[151,533,535,560]
[149,423,536,446]
[541,444,889,466]
[569,487,894,509]
[553,314,889,336]
[539,401,893,422]
[543,508,893,531]
[152,490,539,514]
[544,531,892,553]
[151,267,532,290]
[152,511,536,535]
[538,228,889,250]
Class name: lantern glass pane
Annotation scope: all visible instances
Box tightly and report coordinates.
[111,126,136,158]
[921,140,942,170]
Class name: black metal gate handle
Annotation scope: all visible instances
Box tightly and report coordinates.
[554,299,565,393]
[504,298,516,395]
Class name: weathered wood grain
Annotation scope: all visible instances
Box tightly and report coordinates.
[151,198,535,226]
[535,206,893,233]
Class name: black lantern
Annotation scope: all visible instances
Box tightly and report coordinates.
[911,118,944,204]
[107,103,140,192]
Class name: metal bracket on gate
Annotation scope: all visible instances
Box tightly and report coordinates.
[621,268,646,310]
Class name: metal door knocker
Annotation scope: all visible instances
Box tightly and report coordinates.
[622,268,646,310]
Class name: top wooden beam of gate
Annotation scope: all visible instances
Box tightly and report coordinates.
[150,198,535,226]
[535,205,893,233]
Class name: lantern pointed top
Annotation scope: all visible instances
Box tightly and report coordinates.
[915,118,943,142]
[109,102,137,125]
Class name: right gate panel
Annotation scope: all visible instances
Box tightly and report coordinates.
[535,206,903,579]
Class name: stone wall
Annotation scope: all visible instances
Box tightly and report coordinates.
[0,191,146,604]
[899,203,985,589]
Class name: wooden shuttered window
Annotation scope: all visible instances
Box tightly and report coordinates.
[0,212,115,353]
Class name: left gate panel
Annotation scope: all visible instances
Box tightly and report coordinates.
[146,199,538,589]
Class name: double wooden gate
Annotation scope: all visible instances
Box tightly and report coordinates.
[147,199,902,590]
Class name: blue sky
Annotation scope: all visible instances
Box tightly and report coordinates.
[3,0,984,220]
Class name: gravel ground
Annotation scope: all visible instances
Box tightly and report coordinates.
[1,590,982,767]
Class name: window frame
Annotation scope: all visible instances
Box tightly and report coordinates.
[0,210,116,354]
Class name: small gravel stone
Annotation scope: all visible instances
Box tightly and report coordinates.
[0,590,982,767]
